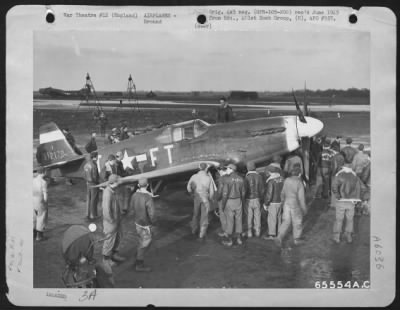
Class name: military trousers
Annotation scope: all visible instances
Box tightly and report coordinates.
[267,202,282,236]
[86,184,99,218]
[224,198,243,236]
[244,198,261,236]
[277,204,303,241]
[191,195,210,238]
[102,222,123,258]
[136,224,152,260]
[333,201,355,238]
[320,167,331,198]
[218,201,227,233]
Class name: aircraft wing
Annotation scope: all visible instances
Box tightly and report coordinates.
[95,160,221,187]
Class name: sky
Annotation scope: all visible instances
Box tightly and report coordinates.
[34,30,369,92]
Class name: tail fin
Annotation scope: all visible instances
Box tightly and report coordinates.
[36,122,83,167]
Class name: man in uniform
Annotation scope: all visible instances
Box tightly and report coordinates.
[131,178,155,272]
[216,167,229,237]
[115,151,130,215]
[99,112,108,137]
[63,128,82,155]
[244,162,264,238]
[331,159,369,243]
[84,151,100,220]
[329,145,345,210]
[33,167,48,241]
[275,163,307,247]
[85,132,97,154]
[104,154,117,181]
[263,165,285,239]
[283,150,303,178]
[341,137,358,163]
[352,144,370,177]
[187,163,215,241]
[102,174,126,266]
[221,164,246,246]
[330,136,342,152]
[318,140,335,199]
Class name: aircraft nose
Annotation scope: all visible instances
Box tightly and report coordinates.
[297,116,324,138]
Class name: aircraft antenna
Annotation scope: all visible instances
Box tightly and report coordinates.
[127,74,139,112]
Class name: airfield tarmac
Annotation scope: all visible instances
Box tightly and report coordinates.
[33,104,370,288]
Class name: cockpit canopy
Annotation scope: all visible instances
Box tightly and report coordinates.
[156,119,210,144]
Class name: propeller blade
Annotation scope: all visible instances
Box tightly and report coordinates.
[292,89,307,123]
[301,137,311,183]
[303,81,309,116]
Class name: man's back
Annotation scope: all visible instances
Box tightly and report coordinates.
[131,191,155,226]
[281,176,306,210]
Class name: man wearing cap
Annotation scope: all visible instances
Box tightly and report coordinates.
[187,163,215,241]
[283,150,303,178]
[130,178,155,272]
[352,144,370,176]
[329,144,345,210]
[331,159,369,243]
[310,136,323,185]
[84,151,100,220]
[104,154,117,181]
[275,163,307,247]
[244,162,264,238]
[330,136,342,152]
[85,132,97,154]
[264,155,283,177]
[216,167,229,237]
[341,137,358,164]
[115,151,129,214]
[33,167,48,241]
[102,174,126,266]
[317,140,335,200]
[263,165,285,239]
[221,163,246,246]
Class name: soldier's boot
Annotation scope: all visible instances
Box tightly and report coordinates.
[222,236,233,247]
[332,233,341,244]
[35,231,44,242]
[135,260,152,272]
[344,232,353,244]
[111,253,126,263]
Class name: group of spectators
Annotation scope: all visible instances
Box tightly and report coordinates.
[187,157,308,248]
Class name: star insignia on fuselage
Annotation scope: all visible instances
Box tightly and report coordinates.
[121,149,135,170]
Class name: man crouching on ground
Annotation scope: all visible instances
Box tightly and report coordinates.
[131,178,155,272]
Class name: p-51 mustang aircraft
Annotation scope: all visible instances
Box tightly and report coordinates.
[35,97,323,192]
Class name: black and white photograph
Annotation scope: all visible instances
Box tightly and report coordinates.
[32,29,372,289]
[6,5,396,307]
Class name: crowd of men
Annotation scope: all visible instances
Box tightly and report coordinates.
[186,135,371,247]
[33,126,370,286]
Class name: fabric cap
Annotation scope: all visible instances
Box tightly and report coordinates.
[358,144,364,151]
[199,162,208,170]
[138,178,148,187]
[108,174,120,184]
[90,151,98,159]
[265,164,281,174]
[227,163,237,171]
[323,140,331,147]
[108,154,116,161]
[346,137,352,144]
[246,162,256,171]
[272,155,282,163]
